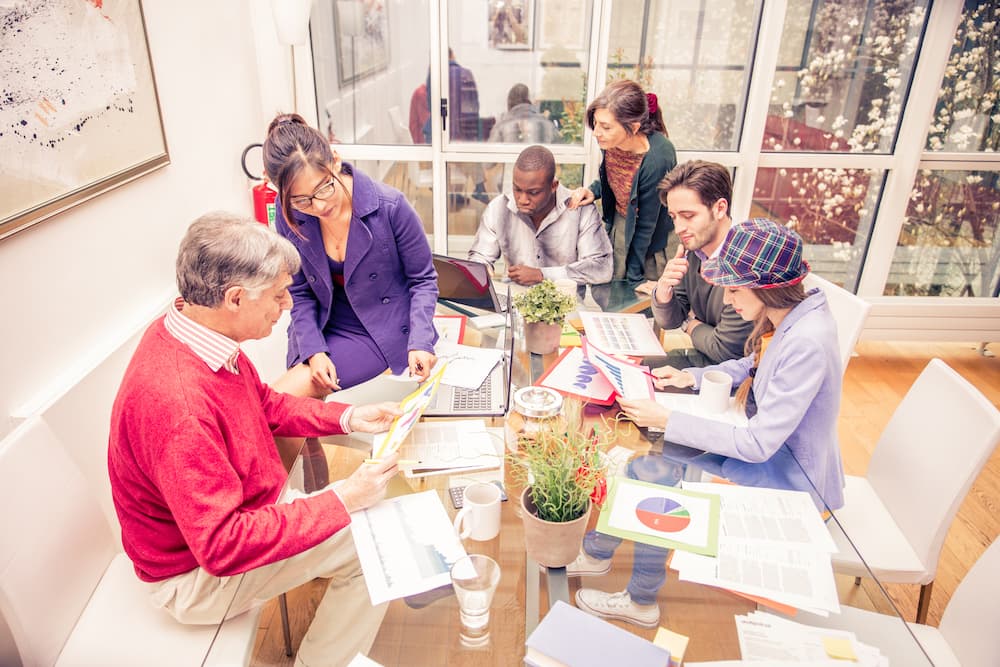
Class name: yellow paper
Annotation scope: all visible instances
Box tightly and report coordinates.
[653,626,689,667]
[822,636,858,661]
[371,363,447,459]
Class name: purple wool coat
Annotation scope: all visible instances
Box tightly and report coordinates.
[275,164,438,374]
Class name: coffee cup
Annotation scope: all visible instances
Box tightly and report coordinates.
[453,482,502,541]
[700,370,733,414]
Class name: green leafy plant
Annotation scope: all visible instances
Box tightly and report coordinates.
[507,399,617,523]
[512,279,575,325]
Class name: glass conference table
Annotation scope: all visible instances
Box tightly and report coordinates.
[205,282,935,666]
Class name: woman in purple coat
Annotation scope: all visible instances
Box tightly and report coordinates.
[263,113,438,397]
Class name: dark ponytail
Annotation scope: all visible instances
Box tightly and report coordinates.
[586,79,668,138]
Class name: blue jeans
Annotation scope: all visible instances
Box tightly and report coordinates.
[582,454,685,605]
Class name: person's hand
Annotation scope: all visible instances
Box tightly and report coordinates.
[307,352,340,392]
[654,245,689,304]
[684,315,703,337]
[567,187,595,209]
[634,280,657,295]
[408,350,436,381]
[335,452,399,513]
[349,402,403,433]
[507,265,544,285]
[650,365,696,389]
[618,398,671,429]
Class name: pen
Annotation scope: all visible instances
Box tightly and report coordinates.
[364,458,420,465]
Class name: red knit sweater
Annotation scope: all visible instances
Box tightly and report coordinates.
[108,317,351,582]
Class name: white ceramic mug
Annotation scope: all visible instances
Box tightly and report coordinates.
[700,370,733,414]
[453,482,502,541]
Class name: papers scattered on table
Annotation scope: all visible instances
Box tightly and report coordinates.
[399,420,503,478]
[596,477,721,556]
[434,340,502,389]
[735,611,888,666]
[670,482,840,615]
[578,311,664,356]
[350,490,467,605]
[432,314,467,344]
[535,346,616,405]
[654,391,748,427]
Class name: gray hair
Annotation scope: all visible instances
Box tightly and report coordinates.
[176,211,301,307]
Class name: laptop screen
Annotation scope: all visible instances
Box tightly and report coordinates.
[433,254,504,312]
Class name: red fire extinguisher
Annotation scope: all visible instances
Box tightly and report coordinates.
[241,143,277,228]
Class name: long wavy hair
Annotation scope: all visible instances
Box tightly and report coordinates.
[585,79,667,137]
[734,283,808,412]
[262,112,350,238]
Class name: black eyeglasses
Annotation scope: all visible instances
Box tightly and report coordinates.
[288,179,337,211]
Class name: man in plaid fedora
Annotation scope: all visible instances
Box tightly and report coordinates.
[649,161,753,367]
[575,218,845,628]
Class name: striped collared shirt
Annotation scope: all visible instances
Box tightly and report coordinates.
[164,297,241,374]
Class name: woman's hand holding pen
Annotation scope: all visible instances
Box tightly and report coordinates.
[654,245,689,304]
[307,352,341,392]
[650,365,696,390]
[408,349,436,382]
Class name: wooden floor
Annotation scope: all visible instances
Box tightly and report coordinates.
[249,340,1000,665]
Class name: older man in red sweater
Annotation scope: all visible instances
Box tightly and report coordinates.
[108,212,401,666]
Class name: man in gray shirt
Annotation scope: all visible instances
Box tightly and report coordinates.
[488,84,559,144]
[652,160,753,366]
[469,145,612,285]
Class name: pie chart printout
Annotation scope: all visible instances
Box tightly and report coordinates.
[635,496,692,533]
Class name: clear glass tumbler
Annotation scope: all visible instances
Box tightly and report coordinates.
[449,554,501,647]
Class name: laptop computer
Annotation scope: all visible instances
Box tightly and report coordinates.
[423,304,514,417]
[433,254,508,312]
[330,302,514,418]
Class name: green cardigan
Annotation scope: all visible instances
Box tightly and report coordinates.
[588,131,677,284]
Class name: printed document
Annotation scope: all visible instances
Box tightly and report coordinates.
[350,490,467,605]
[434,340,502,390]
[400,420,503,478]
[579,311,664,356]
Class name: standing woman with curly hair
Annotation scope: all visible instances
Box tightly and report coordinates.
[568,79,677,286]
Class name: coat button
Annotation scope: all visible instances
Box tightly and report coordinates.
[308,275,316,283]
[369,273,377,280]
[401,326,410,334]
[382,297,390,304]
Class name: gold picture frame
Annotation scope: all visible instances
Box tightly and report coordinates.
[0,0,169,242]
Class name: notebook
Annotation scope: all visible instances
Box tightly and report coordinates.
[433,254,508,312]
[525,601,671,667]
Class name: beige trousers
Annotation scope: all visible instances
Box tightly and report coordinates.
[149,526,386,667]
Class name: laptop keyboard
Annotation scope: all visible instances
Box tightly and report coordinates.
[452,380,494,411]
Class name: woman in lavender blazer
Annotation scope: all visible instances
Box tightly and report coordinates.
[575,218,845,629]
[264,114,438,394]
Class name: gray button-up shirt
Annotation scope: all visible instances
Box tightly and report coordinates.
[468,184,613,284]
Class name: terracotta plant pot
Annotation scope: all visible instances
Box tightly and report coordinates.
[523,321,562,355]
[520,487,591,567]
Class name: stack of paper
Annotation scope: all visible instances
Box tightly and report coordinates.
[399,420,503,478]
[434,340,503,389]
[734,611,888,665]
[670,482,840,615]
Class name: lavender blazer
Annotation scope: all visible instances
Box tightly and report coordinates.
[275,164,438,374]
[663,289,846,510]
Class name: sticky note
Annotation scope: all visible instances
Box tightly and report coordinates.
[822,636,858,661]
[653,626,689,667]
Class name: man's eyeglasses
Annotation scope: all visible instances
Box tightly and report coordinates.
[288,179,337,211]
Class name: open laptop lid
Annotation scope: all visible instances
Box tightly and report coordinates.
[433,254,506,312]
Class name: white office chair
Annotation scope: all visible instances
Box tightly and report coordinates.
[793,536,1000,667]
[802,272,871,372]
[827,358,1000,623]
[0,418,261,666]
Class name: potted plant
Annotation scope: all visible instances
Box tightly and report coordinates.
[508,399,612,567]
[512,279,575,354]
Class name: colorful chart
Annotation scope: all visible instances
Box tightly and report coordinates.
[635,497,692,533]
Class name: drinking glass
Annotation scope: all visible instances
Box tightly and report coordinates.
[449,554,501,646]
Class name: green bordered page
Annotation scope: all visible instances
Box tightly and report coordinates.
[596,476,721,556]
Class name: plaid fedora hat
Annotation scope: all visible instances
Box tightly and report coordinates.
[700,218,810,289]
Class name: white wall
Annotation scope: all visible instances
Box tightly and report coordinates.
[0,1,273,440]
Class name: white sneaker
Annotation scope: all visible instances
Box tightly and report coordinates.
[565,549,612,577]
[575,588,660,627]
